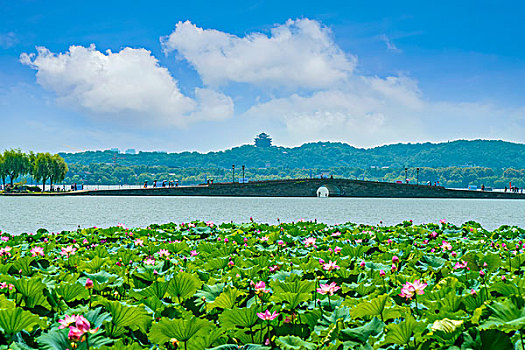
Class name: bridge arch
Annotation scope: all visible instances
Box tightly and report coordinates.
[316,184,343,197]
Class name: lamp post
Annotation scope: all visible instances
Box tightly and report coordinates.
[416,168,420,185]
[242,165,245,184]
[232,165,235,183]
[405,167,408,183]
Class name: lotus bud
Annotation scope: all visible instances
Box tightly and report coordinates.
[360,261,365,268]
[85,278,93,289]
[379,269,386,277]
[479,270,485,277]
[392,255,399,263]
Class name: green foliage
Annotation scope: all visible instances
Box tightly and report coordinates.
[1,219,525,348]
[0,308,44,335]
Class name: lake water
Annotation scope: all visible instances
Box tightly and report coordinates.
[0,196,524,234]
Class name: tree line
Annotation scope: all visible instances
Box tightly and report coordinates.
[63,163,525,189]
[59,139,525,169]
[0,149,68,191]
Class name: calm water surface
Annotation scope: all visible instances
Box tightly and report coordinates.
[0,196,524,234]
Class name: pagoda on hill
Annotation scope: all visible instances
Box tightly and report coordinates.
[254,132,272,148]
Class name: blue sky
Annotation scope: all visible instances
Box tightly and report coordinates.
[1,0,524,153]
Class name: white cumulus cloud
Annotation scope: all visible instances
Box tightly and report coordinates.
[162,19,356,89]
[20,45,233,126]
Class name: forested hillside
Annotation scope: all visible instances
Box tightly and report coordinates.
[60,140,525,169]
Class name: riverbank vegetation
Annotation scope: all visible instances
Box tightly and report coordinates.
[0,150,68,192]
[1,220,525,349]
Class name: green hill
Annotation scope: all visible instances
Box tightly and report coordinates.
[60,139,525,169]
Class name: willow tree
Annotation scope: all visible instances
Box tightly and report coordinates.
[0,153,7,187]
[49,154,68,189]
[3,149,31,186]
[33,153,52,192]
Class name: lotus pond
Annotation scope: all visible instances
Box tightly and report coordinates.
[1,220,525,350]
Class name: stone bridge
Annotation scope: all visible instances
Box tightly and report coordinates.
[66,178,525,199]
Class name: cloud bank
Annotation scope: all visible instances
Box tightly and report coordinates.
[20,45,233,126]
[19,18,525,148]
[162,19,356,89]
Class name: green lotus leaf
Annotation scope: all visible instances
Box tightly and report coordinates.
[276,335,317,350]
[83,270,121,286]
[101,300,151,334]
[167,272,203,303]
[38,327,113,350]
[271,292,311,309]
[480,299,525,332]
[350,294,388,319]
[11,256,36,276]
[219,305,259,329]
[207,285,245,311]
[194,283,225,310]
[270,278,315,294]
[37,328,71,350]
[0,294,15,309]
[78,256,108,273]
[417,255,446,271]
[131,281,169,300]
[0,307,45,335]
[12,276,52,310]
[208,345,270,350]
[56,282,89,302]
[383,315,424,346]
[340,317,384,343]
[148,316,214,344]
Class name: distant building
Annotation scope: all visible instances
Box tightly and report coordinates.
[125,149,136,155]
[110,148,120,153]
[254,132,272,148]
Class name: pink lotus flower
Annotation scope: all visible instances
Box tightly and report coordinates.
[331,231,341,237]
[360,261,366,268]
[144,258,155,265]
[319,258,325,265]
[260,236,269,242]
[379,269,386,277]
[67,315,99,342]
[68,326,85,341]
[316,282,340,295]
[228,260,235,267]
[392,255,399,263]
[157,249,170,258]
[303,237,317,248]
[269,265,280,272]
[479,270,485,277]
[224,238,229,243]
[58,314,78,329]
[399,280,427,299]
[430,231,438,238]
[134,238,144,246]
[254,281,270,294]
[257,310,279,321]
[391,263,397,272]
[277,240,285,246]
[453,261,468,270]
[60,246,77,257]
[441,241,452,251]
[0,246,12,257]
[190,250,199,257]
[1,236,9,242]
[440,219,447,224]
[85,278,94,289]
[323,260,340,271]
[333,246,342,254]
